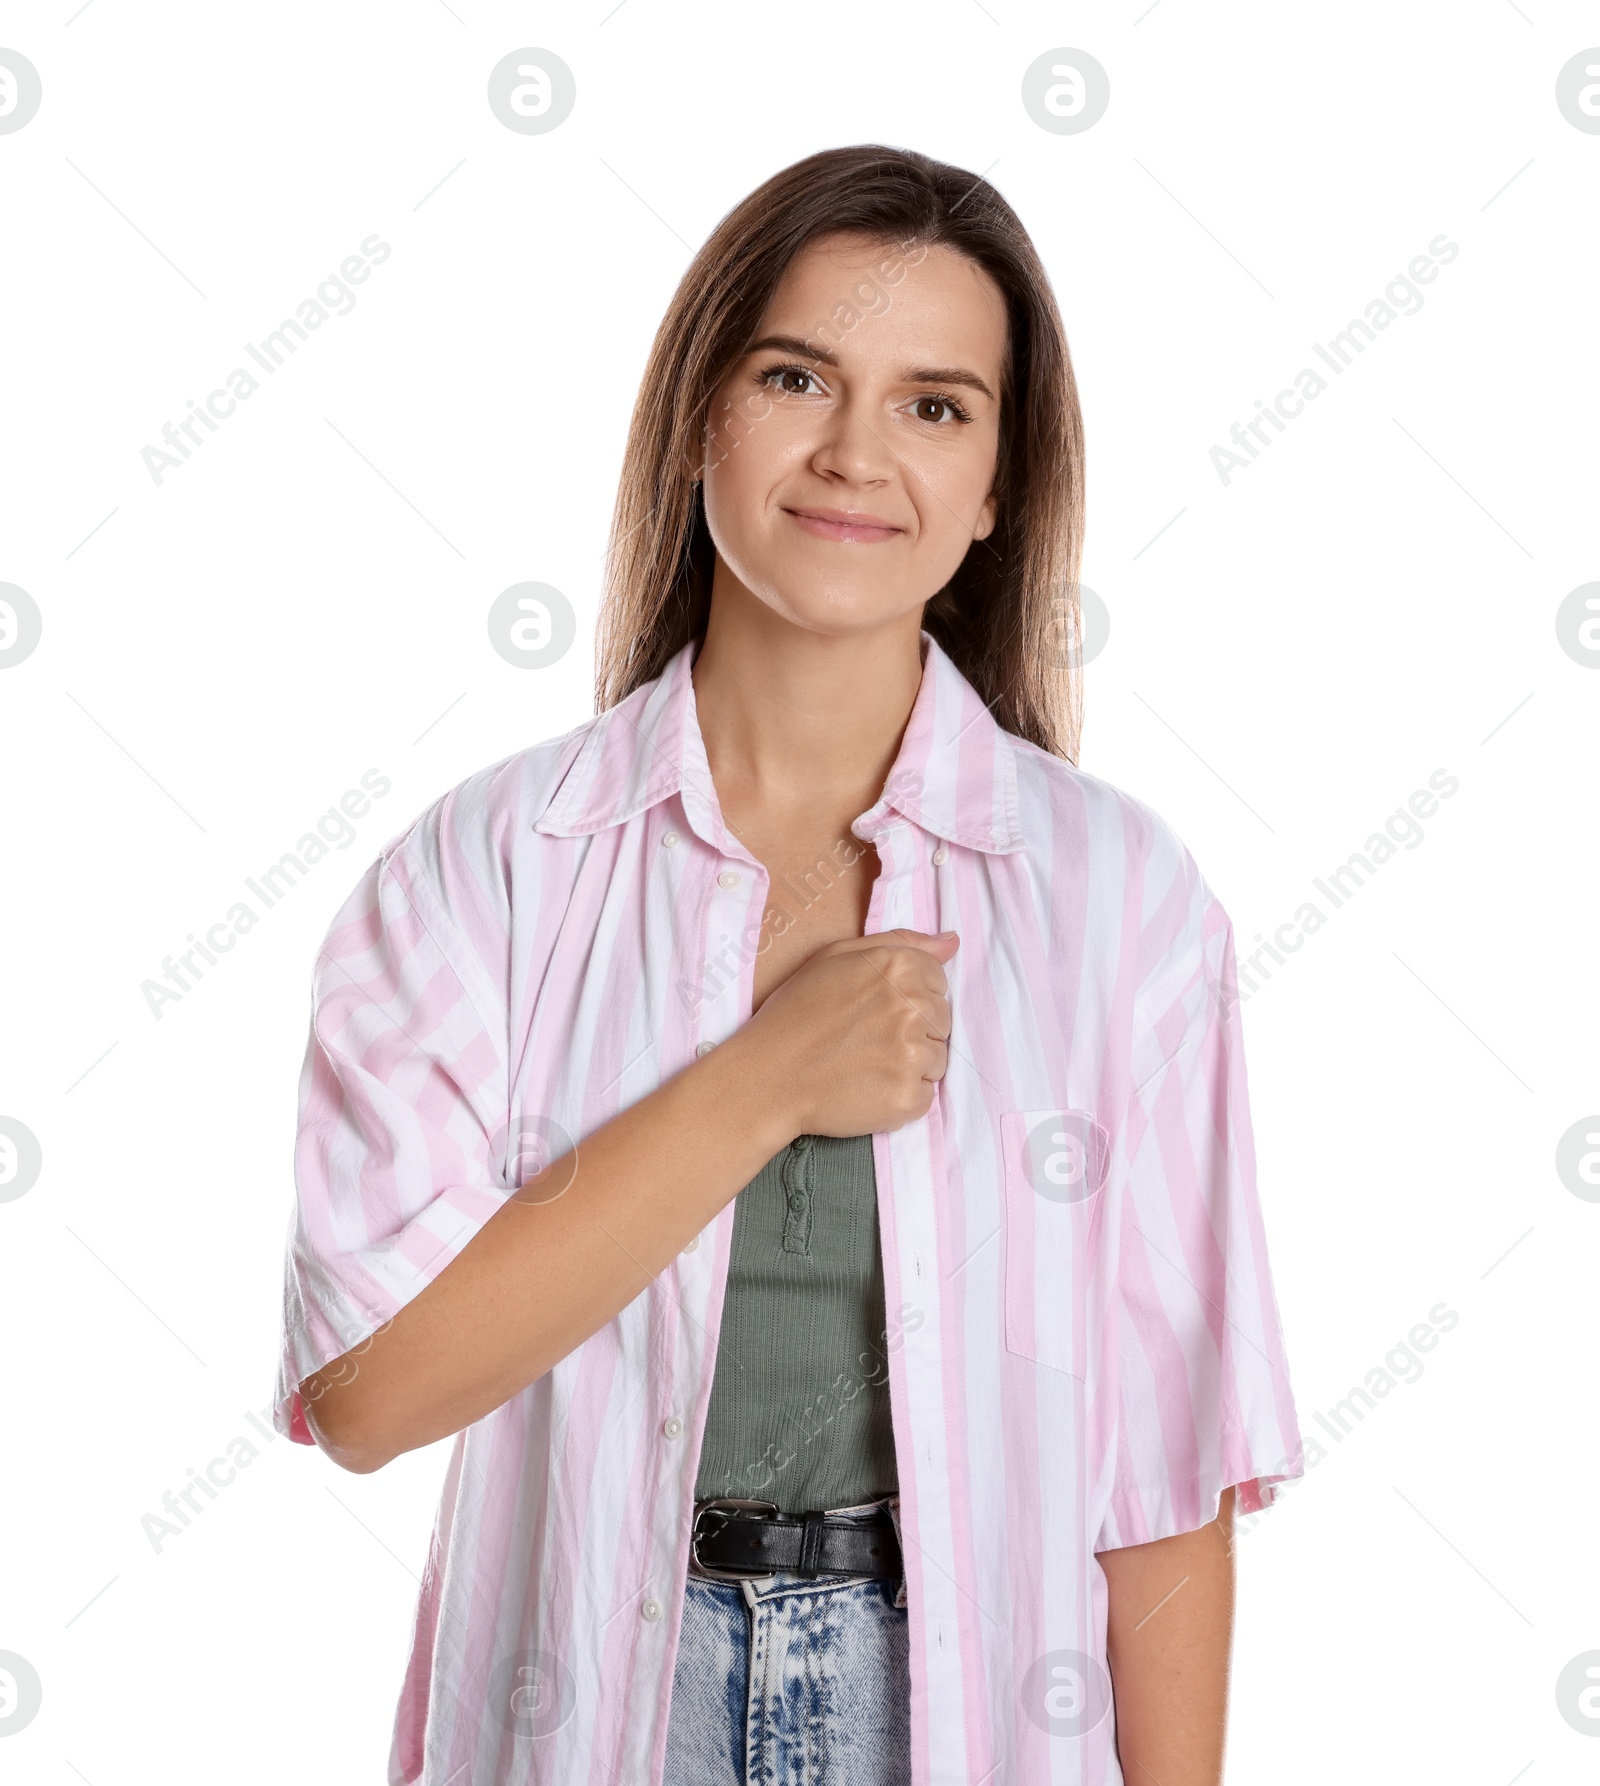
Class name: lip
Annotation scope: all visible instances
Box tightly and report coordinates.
[783,506,904,543]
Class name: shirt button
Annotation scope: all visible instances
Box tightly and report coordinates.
[788,1192,808,1212]
[932,846,948,865]
[682,1234,700,1252]
[662,831,680,849]
[642,1598,663,1622]
[663,1416,683,1440]
[717,870,741,890]
[695,1040,716,1058]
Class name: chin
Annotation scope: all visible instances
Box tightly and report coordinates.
[765,589,917,638]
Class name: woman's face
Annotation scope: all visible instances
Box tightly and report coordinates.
[698,231,1008,638]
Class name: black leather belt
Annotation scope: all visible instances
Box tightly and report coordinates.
[689,1497,900,1582]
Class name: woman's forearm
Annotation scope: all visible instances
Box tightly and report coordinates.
[1099,1486,1237,1786]
[300,1033,798,1473]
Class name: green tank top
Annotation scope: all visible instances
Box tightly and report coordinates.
[693,1132,899,1516]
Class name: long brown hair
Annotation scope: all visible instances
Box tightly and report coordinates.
[593,144,1086,761]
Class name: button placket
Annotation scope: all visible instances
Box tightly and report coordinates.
[691,860,766,1063]
[780,1134,815,1255]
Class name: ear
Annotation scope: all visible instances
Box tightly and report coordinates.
[972,489,998,542]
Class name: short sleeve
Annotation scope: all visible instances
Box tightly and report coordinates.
[271,826,511,1444]
[1095,857,1303,1550]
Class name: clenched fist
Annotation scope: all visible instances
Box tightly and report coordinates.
[728,928,959,1138]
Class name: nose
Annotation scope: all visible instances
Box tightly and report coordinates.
[809,390,897,487]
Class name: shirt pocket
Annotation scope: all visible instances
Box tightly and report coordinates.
[999,1109,1111,1380]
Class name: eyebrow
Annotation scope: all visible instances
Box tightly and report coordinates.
[742,333,998,403]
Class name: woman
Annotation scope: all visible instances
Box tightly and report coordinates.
[273,145,1303,1786]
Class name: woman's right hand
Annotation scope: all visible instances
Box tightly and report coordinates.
[727,929,959,1138]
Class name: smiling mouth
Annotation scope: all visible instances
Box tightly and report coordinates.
[783,508,904,544]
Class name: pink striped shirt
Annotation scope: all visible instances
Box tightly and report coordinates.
[273,632,1303,1785]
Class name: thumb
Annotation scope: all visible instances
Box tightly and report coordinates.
[890,928,961,961]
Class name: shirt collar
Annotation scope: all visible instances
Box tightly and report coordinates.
[533,630,1025,856]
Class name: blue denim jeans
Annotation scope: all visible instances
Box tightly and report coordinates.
[664,1502,911,1785]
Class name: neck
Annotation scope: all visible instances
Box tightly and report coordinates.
[690,587,925,815]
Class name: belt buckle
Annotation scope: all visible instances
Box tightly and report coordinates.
[690,1497,779,1582]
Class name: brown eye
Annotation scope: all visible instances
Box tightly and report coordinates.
[756,363,823,398]
[910,393,972,425]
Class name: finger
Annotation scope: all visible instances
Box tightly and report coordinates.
[869,941,951,991]
[900,990,951,1042]
[891,957,949,1011]
[850,928,960,960]
[896,929,960,961]
[914,956,951,999]
[870,959,951,1037]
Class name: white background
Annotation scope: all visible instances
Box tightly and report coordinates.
[1,2,1597,1781]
